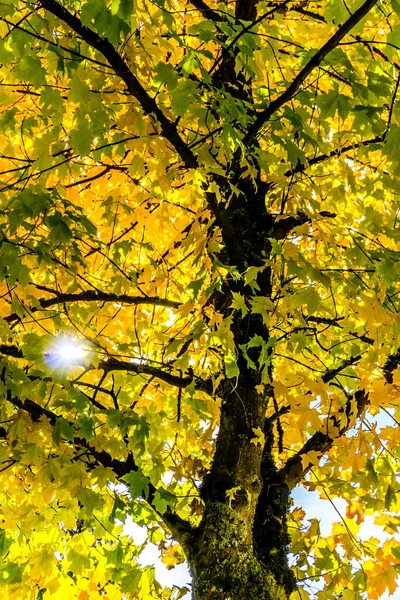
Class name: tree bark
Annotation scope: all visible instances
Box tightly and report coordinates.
[181,172,296,598]
[187,502,292,600]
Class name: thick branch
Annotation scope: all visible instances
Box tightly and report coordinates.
[39,1,244,262]
[321,354,362,383]
[0,344,213,396]
[189,0,224,22]
[204,186,247,268]
[235,0,256,20]
[270,212,310,240]
[279,346,400,489]
[241,0,378,147]
[0,344,23,358]
[40,0,198,168]
[5,290,181,324]
[278,389,369,489]
[8,394,193,538]
[99,357,213,395]
[209,1,291,78]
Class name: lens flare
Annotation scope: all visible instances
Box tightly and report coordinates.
[45,336,89,369]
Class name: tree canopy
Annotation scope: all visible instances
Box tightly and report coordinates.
[0,0,400,599]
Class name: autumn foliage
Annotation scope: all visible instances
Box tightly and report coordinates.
[0,0,400,599]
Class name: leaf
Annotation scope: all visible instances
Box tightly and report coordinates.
[14,55,46,88]
[250,426,265,447]
[53,417,74,446]
[384,485,396,510]
[70,119,92,156]
[367,566,398,598]
[0,562,26,585]
[230,292,248,317]
[186,276,206,300]
[224,352,240,379]
[0,531,12,559]
[392,0,400,16]
[1,3,400,599]
[152,489,177,514]
[290,587,311,600]
[225,486,241,508]
[111,0,133,20]
[122,471,150,500]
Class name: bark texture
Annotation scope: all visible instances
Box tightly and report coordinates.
[187,502,292,600]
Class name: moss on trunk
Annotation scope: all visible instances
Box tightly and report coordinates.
[187,502,292,600]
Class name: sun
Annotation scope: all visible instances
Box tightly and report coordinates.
[45,335,90,370]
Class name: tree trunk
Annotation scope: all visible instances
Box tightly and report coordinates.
[177,163,297,598]
[186,502,293,600]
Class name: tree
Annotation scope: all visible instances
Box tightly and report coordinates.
[0,0,400,598]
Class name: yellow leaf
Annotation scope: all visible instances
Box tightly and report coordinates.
[251,426,265,447]
[290,586,311,600]
[367,566,398,599]
[225,486,241,508]
[300,450,322,470]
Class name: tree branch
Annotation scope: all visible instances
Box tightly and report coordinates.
[235,0,256,21]
[290,6,326,23]
[241,0,378,147]
[269,211,310,240]
[39,0,198,169]
[278,389,368,489]
[284,135,384,177]
[0,344,214,396]
[209,1,291,77]
[98,357,213,395]
[278,346,400,489]
[39,0,243,261]
[189,0,224,22]
[7,394,193,538]
[0,344,23,358]
[5,290,181,324]
[321,354,362,383]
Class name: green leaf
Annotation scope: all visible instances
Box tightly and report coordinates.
[40,88,64,123]
[106,542,124,568]
[154,62,179,90]
[385,485,396,510]
[0,562,26,585]
[14,55,46,88]
[0,530,12,559]
[70,119,92,156]
[391,546,400,560]
[53,418,74,446]
[239,344,257,370]
[285,139,306,166]
[186,276,206,300]
[170,83,193,117]
[224,352,239,379]
[365,459,379,485]
[109,495,126,523]
[230,292,248,317]
[391,0,400,17]
[76,415,95,440]
[153,489,177,514]
[268,238,282,258]
[111,0,133,20]
[122,471,150,500]
[68,76,91,104]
